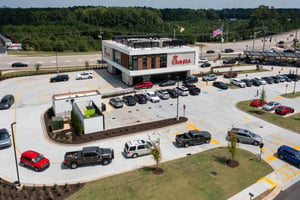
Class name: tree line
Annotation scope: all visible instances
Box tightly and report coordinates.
[0,5,299,52]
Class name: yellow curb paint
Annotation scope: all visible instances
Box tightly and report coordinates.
[187,123,200,130]
[244,116,250,121]
[257,177,277,190]
[211,138,220,145]
[227,97,233,101]
[273,141,282,145]
[273,96,282,100]
[172,132,180,135]
[267,156,276,161]
[261,147,266,152]
[218,94,224,96]
[294,146,300,150]
[272,134,297,147]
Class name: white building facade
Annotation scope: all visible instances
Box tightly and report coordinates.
[102,35,199,85]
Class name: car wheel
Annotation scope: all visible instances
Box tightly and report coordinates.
[102,158,109,165]
[279,154,284,160]
[53,80,56,82]
[253,141,259,146]
[184,143,190,148]
[20,162,25,167]
[71,162,78,169]
[132,153,138,158]
[88,76,92,79]
[34,167,39,172]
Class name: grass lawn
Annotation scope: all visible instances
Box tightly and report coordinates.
[237,100,300,133]
[67,147,272,200]
[281,91,300,98]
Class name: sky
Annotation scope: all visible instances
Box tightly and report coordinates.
[1,0,299,9]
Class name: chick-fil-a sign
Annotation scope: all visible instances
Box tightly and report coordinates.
[172,55,191,65]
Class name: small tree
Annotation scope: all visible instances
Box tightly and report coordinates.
[228,130,238,160]
[148,135,162,170]
[85,61,89,70]
[260,87,266,104]
[34,63,41,71]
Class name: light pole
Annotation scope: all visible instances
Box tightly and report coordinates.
[98,28,103,64]
[252,31,261,51]
[176,76,180,120]
[292,66,299,94]
[11,122,20,186]
[55,51,59,73]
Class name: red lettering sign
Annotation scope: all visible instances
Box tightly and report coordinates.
[104,48,111,57]
[172,55,191,65]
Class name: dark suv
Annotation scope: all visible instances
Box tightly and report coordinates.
[277,145,300,168]
[50,74,69,82]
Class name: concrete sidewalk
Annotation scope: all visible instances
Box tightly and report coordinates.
[228,171,281,200]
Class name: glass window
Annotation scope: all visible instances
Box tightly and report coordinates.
[132,56,138,70]
[128,56,133,70]
[113,49,121,64]
[129,146,136,151]
[160,54,167,68]
[142,55,147,69]
[151,55,156,69]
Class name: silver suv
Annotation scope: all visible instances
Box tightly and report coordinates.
[124,140,153,158]
[229,128,262,146]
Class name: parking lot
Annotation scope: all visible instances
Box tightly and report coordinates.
[0,65,299,188]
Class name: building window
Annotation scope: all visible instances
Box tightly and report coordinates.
[132,56,138,70]
[113,49,121,64]
[151,55,156,69]
[160,54,167,68]
[142,55,147,70]
[128,56,133,70]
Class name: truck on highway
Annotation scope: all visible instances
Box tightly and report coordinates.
[175,130,211,148]
[63,146,114,169]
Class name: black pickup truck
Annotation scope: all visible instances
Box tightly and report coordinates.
[175,130,211,148]
[63,146,114,169]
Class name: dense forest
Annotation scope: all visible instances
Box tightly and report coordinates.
[0,5,299,52]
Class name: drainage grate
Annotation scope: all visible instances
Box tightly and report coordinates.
[136,109,139,111]
[210,171,217,176]
[112,117,116,120]
[186,153,192,156]
[128,111,132,113]
[148,107,152,109]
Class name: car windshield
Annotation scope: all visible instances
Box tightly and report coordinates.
[33,154,44,163]
[0,133,9,140]
[96,148,102,154]
[267,102,274,106]
[1,99,8,103]
[114,98,122,103]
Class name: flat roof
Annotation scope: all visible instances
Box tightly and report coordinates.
[53,90,100,100]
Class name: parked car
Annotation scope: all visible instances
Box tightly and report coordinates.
[144,91,160,103]
[223,59,236,64]
[50,74,69,82]
[20,150,50,171]
[175,130,211,148]
[109,97,123,108]
[166,88,179,98]
[206,50,215,54]
[276,75,285,82]
[262,101,281,111]
[63,146,114,169]
[182,82,195,88]
[241,79,253,87]
[286,74,300,81]
[284,49,295,53]
[223,72,238,78]
[251,78,261,86]
[76,71,93,80]
[262,76,274,84]
[278,40,285,44]
[159,80,176,87]
[189,86,201,95]
[0,95,15,110]
[280,75,292,82]
[135,81,153,89]
[277,145,300,168]
[11,62,28,67]
[229,128,262,146]
[156,90,170,100]
[275,106,295,115]
[202,74,217,81]
[198,57,208,63]
[122,95,136,106]
[213,81,228,90]
[270,76,280,83]
[183,76,198,84]
[0,128,12,148]
[134,94,147,104]
[250,99,267,107]
[223,48,234,53]
[253,77,266,85]
[200,62,211,68]
[175,86,189,96]
[123,140,153,158]
[231,78,246,88]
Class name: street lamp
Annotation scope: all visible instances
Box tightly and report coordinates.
[252,31,261,51]
[292,66,299,94]
[11,122,20,186]
[176,76,180,120]
[98,28,103,64]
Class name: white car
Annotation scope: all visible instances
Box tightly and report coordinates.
[253,77,266,85]
[155,90,170,100]
[175,86,189,96]
[76,71,93,80]
[262,101,281,111]
[198,57,208,63]
[231,78,246,88]
[144,91,160,103]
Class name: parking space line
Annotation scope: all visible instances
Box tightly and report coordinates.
[276,164,298,182]
[273,96,282,100]
[257,176,277,190]
[267,156,277,161]
[227,97,233,101]
[187,123,200,130]
[271,134,297,147]
[218,93,224,96]
[273,141,282,145]
[243,116,250,121]
[211,138,220,145]
[172,131,180,135]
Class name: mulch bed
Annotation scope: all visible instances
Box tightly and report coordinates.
[152,168,164,175]
[44,107,188,144]
[226,159,240,168]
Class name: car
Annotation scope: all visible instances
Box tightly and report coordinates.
[183,76,198,84]
[251,78,261,86]
[123,140,153,158]
[241,79,253,87]
[213,81,228,90]
[276,75,285,82]
[155,90,170,100]
[278,44,285,48]
[11,62,28,67]
[20,150,50,172]
[284,49,295,53]
[144,91,160,103]
[134,93,147,104]
[286,74,300,81]
[231,78,246,88]
[277,145,300,168]
[270,76,280,83]
[135,81,153,89]
[202,74,217,81]
[200,62,211,68]
[229,128,262,146]
[0,95,15,110]
[198,57,208,63]
[245,58,260,64]
[278,41,285,44]
[182,81,195,88]
[223,48,234,53]
[109,97,123,108]
[50,74,69,82]
[159,80,176,87]
[122,95,136,106]
[262,101,281,111]
[275,106,294,115]
[223,72,238,78]
[76,71,93,80]
[223,59,236,64]
[175,86,189,96]
[0,128,12,148]
[253,77,267,85]
[166,88,179,98]
[175,130,211,147]
[280,75,292,82]
[189,86,201,95]
[262,76,274,84]
[250,99,267,107]
[206,50,215,54]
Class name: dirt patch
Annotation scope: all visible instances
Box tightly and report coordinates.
[152,168,164,175]
[226,159,239,168]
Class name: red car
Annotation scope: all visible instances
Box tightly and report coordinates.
[135,81,153,89]
[275,106,295,115]
[250,99,267,107]
[20,150,50,171]
[223,72,238,78]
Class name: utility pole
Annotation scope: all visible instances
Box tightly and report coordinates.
[292,66,298,94]
[98,28,103,64]
[252,31,261,51]
[293,29,298,52]
[262,26,267,51]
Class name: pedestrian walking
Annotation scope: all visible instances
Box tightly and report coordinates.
[271,66,274,71]
[256,89,259,97]
[246,74,248,78]
[206,80,208,86]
